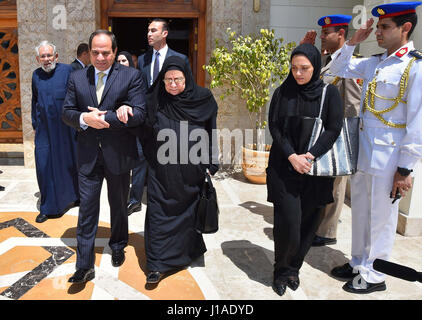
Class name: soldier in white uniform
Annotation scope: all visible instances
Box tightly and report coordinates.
[301,15,363,247]
[329,1,422,294]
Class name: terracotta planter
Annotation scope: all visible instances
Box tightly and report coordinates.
[241,144,271,184]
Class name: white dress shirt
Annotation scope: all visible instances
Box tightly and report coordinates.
[150,45,169,86]
[80,66,112,129]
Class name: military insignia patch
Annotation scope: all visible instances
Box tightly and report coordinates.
[356,79,363,86]
[396,47,408,57]
[409,50,422,59]
[324,17,331,25]
[377,8,385,15]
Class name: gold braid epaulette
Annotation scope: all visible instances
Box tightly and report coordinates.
[363,57,417,128]
[331,76,341,85]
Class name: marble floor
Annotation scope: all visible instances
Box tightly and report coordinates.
[0,165,422,301]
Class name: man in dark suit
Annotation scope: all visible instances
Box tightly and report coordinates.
[70,43,90,71]
[127,18,192,215]
[62,30,146,283]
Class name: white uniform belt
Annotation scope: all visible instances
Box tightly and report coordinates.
[362,118,405,129]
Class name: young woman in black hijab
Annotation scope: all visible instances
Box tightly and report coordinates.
[140,56,219,284]
[267,44,343,296]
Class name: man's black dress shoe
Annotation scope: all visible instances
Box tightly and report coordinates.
[343,276,386,294]
[331,263,356,280]
[112,250,125,267]
[146,271,163,284]
[127,202,142,216]
[287,276,300,291]
[272,279,287,296]
[35,213,48,223]
[312,235,337,247]
[68,268,95,283]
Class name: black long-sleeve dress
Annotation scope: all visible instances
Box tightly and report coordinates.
[144,111,218,273]
[267,79,343,281]
[140,56,219,274]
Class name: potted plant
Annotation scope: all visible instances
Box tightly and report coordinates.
[204,28,295,183]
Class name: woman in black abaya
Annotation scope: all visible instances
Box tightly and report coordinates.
[267,44,343,296]
[140,56,219,284]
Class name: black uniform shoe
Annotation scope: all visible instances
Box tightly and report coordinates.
[272,278,287,296]
[331,263,357,280]
[68,268,95,283]
[146,271,163,284]
[312,235,337,247]
[343,276,386,294]
[111,250,125,267]
[127,202,142,216]
[35,214,48,223]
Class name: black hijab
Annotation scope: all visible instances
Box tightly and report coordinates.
[268,43,324,156]
[117,51,135,68]
[145,56,218,126]
[269,43,323,122]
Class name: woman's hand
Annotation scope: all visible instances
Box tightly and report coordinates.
[288,153,312,174]
[304,152,315,162]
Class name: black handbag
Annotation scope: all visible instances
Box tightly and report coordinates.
[304,84,360,176]
[195,171,219,234]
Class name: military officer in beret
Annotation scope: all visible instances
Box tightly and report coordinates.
[329,1,422,294]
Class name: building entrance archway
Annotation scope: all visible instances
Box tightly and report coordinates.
[101,0,206,86]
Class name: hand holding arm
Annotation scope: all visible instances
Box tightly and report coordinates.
[116,105,134,124]
[83,107,109,129]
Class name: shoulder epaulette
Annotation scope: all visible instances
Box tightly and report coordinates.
[352,53,363,58]
[409,50,422,59]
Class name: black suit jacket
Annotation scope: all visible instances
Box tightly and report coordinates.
[138,47,191,88]
[62,63,147,176]
[70,59,84,71]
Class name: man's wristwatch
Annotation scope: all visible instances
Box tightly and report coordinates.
[397,167,413,177]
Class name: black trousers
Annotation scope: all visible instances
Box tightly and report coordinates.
[76,150,130,269]
[273,193,324,280]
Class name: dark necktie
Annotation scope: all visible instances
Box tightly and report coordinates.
[153,51,160,82]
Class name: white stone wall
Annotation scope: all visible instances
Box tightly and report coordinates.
[270,0,363,49]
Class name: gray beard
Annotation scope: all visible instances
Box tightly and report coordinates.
[41,61,57,73]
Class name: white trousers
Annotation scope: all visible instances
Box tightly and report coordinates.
[350,170,399,283]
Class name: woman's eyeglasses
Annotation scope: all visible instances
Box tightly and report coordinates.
[163,77,185,85]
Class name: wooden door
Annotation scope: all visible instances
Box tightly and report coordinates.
[0,0,21,143]
[101,0,206,86]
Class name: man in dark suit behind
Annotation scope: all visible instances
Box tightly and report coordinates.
[62,30,146,283]
[127,18,192,216]
[70,43,90,71]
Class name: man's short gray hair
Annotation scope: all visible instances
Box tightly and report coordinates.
[35,41,57,56]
